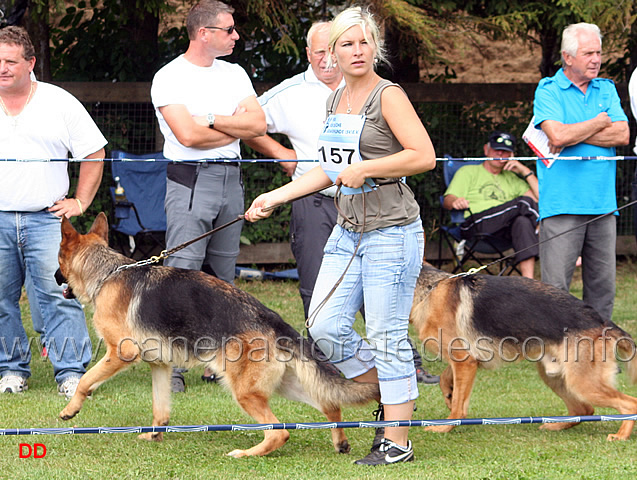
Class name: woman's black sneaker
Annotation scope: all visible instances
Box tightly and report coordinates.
[354,438,414,465]
[370,403,384,452]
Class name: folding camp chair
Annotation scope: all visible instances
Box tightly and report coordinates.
[437,157,521,276]
[110,150,168,259]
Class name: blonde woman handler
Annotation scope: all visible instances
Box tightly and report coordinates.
[245,6,436,465]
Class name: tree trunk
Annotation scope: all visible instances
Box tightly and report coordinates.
[24,0,51,81]
[120,0,159,81]
[382,20,420,83]
[538,25,559,78]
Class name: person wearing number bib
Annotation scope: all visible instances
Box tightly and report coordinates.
[245,7,436,466]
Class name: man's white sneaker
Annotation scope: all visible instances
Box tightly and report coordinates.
[58,377,81,399]
[0,375,28,393]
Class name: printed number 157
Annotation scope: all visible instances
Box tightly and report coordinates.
[318,146,355,165]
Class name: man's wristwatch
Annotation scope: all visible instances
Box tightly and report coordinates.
[207,113,215,129]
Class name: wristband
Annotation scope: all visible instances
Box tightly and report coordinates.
[75,198,84,215]
[523,171,534,180]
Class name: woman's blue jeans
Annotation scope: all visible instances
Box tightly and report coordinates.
[308,220,424,405]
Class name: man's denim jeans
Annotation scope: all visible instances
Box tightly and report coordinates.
[0,210,91,383]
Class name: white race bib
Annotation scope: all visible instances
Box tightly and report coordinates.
[317,114,375,195]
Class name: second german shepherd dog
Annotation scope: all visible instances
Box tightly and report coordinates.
[56,213,380,457]
[410,263,637,441]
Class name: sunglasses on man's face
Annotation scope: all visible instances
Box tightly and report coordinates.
[205,25,235,35]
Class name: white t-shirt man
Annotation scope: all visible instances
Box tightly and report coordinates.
[0,82,107,211]
[151,55,256,160]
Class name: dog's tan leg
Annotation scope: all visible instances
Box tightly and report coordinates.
[426,359,478,433]
[567,364,637,441]
[320,407,350,454]
[226,392,290,458]
[602,391,637,441]
[608,418,637,441]
[439,365,454,410]
[449,359,479,418]
[59,342,139,420]
[537,362,592,431]
[138,363,172,442]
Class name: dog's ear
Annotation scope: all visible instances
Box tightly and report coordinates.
[60,215,78,240]
[88,212,109,242]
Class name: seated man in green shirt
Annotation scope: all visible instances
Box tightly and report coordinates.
[443,131,539,278]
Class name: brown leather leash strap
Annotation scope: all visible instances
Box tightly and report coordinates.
[160,214,246,260]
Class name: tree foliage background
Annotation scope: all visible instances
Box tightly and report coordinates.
[3,0,637,84]
[2,0,636,240]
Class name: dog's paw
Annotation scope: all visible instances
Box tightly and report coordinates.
[59,409,77,421]
[539,421,578,431]
[425,425,455,433]
[226,449,249,458]
[336,440,350,454]
[138,432,163,442]
[607,433,629,441]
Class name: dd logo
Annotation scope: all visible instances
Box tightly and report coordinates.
[19,443,47,458]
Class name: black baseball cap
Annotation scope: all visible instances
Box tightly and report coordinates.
[488,131,516,152]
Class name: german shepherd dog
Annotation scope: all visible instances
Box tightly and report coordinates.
[56,213,379,457]
[410,263,637,441]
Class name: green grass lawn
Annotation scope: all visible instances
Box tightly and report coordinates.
[0,260,636,479]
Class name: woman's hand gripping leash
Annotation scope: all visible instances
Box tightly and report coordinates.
[244,192,280,222]
[244,185,335,223]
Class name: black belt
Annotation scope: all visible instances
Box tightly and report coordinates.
[194,161,239,168]
[167,161,239,190]
[375,179,401,186]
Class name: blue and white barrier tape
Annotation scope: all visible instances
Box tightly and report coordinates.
[2,414,637,436]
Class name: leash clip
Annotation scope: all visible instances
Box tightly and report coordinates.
[449,265,487,278]
[148,252,167,264]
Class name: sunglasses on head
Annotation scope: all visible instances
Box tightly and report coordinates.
[205,25,235,35]
[495,136,513,147]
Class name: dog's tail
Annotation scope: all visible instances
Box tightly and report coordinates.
[282,337,380,409]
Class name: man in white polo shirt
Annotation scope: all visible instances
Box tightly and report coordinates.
[246,21,342,319]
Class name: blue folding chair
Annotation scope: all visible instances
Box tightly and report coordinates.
[437,156,521,276]
[110,150,167,259]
